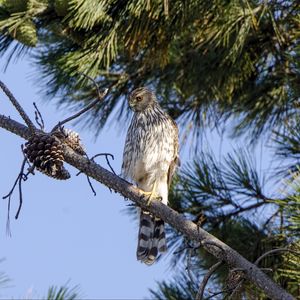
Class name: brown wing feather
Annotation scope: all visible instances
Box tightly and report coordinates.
[167,119,180,187]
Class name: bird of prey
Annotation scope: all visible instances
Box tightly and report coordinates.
[121,87,179,265]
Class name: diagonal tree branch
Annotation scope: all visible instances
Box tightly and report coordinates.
[0,114,295,300]
[0,81,36,133]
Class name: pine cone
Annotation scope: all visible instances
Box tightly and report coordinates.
[53,128,86,155]
[23,134,70,180]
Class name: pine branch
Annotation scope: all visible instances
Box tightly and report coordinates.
[0,113,294,300]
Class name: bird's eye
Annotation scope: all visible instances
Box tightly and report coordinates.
[136,96,142,102]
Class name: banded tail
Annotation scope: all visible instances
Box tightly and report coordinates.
[137,211,167,265]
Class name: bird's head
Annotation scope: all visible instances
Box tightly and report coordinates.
[128,87,157,112]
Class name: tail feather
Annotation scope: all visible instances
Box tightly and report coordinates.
[137,211,167,265]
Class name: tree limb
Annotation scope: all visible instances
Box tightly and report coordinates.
[0,114,295,300]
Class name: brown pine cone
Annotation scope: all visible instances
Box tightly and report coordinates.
[23,133,70,180]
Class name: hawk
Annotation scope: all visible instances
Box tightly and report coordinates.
[122,87,179,265]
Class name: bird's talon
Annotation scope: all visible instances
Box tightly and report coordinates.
[146,197,152,206]
[146,195,162,206]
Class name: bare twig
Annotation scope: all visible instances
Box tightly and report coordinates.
[262,208,280,229]
[79,73,102,98]
[3,146,34,223]
[91,153,115,174]
[3,157,27,222]
[0,113,295,300]
[6,192,12,237]
[76,153,115,195]
[76,170,97,196]
[221,201,267,220]
[0,80,36,133]
[173,241,200,255]
[255,248,300,266]
[51,75,108,132]
[196,261,223,300]
[260,268,273,272]
[86,176,97,196]
[207,289,228,299]
[33,102,45,130]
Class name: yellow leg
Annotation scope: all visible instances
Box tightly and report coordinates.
[142,181,161,206]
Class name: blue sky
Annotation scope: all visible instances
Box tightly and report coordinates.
[0,55,277,299]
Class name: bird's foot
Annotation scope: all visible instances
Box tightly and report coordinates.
[141,191,162,206]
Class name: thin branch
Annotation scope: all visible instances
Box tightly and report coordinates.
[79,72,102,98]
[2,157,27,222]
[2,146,34,223]
[222,201,267,219]
[207,290,228,299]
[0,114,295,300]
[6,191,12,237]
[0,80,35,133]
[51,75,108,132]
[76,153,115,195]
[255,248,300,266]
[196,261,223,300]
[76,170,97,196]
[15,165,24,220]
[33,102,45,130]
[173,242,200,255]
[86,176,96,196]
[262,208,280,229]
[91,153,115,174]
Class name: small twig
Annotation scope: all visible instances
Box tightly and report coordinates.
[0,80,36,133]
[76,171,97,196]
[207,289,228,299]
[15,166,24,220]
[173,242,199,255]
[86,175,97,196]
[3,157,27,222]
[3,146,35,223]
[255,248,300,266]
[33,102,45,130]
[51,75,108,132]
[76,153,115,195]
[91,153,115,174]
[196,261,223,300]
[6,193,12,237]
[260,268,273,272]
[78,153,115,194]
[262,208,280,229]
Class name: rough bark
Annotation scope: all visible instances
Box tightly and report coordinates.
[0,113,295,300]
